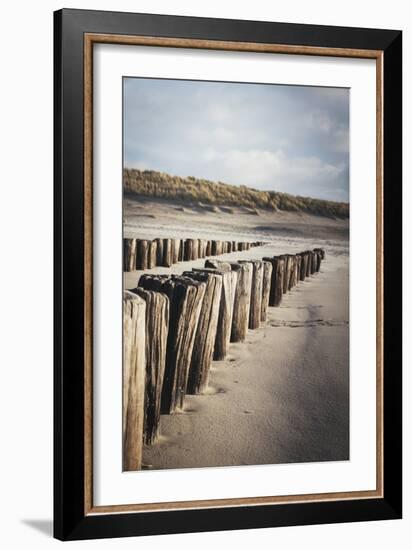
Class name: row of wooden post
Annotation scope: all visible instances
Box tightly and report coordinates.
[123,247,325,470]
[123,237,265,272]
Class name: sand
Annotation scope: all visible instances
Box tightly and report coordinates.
[124,196,349,470]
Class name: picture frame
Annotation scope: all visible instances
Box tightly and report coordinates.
[54,8,402,541]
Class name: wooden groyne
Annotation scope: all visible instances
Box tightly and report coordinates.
[123,237,265,272]
[122,246,325,470]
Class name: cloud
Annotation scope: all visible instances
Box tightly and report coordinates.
[198,148,347,200]
[123,78,349,201]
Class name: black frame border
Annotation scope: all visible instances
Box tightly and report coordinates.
[54,8,402,541]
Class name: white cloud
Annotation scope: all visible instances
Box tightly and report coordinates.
[124,78,349,201]
[199,147,346,199]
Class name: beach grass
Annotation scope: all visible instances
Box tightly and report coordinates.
[124,168,349,219]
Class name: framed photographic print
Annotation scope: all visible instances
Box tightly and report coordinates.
[54,8,402,541]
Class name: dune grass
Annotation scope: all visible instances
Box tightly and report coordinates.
[124,168,349,219]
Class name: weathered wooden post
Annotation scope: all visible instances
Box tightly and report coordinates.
[206,240,212,256]
[300,252,308,280]
[289,255,296,288]
[295,254,302,283]
[129,288,169,445]
[205,260,250,341]
[265,256,285,307]
[281,255,292,293]
[310,251,316,275]
[184,238,196,261]
[123,238,137,272]
[155,238,164,266]
[314,250,322,271]
[230,262,252,341]
[239,260,263,330]
[232,241,238,252]
[138,274,206,413]
[171,238,180,264]
[199,239,207,258]
[183,271,223,394]
[162,238,173,267]
[305,251,312,277]
[136,239,149,270]
[123,291,146,471]
[202,262,238,360]
[292,255,299,288]
[314,247,326,260]
[179,239,185,261]
[261,260,273,322]
[147,240,157,269]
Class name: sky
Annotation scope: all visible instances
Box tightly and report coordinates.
[123,77,349,202]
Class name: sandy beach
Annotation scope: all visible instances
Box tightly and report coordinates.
[124,196,349,470]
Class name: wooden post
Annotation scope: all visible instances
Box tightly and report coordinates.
[184,238,196,261]
[123,238,136,272]
[271,257,285,306]
[281,255,291,293]
[313,250,322,272]
[179,239,185,261]
[147,240,157,269]
[231,262,253,341]
[305,251,312,277]
[299,252,306,281]
[123,291,146,471]
[295,254,302,283]
[198,239,207,258]
[162,238,173,267]
[232,241,237,252]
[155,238,164,266]
[314,247,325,260]
[129,288,169,446]
[310,251,316,275]
[292,255,299,288]
[136,239,149,270]
[261,260,273,322]
[171,238,180,264]
[240,260,263,329]
[183,271,223,394]
[287,255,294,290]
[199,264,238,360]
[206,259,252,342]
[139,275,206,413]
[206,240,212,256]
